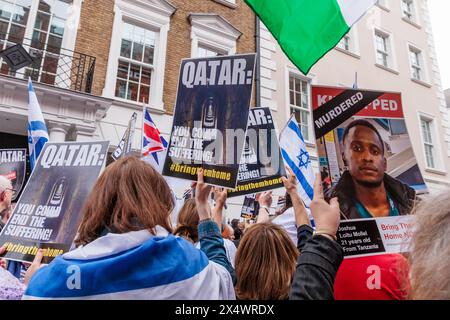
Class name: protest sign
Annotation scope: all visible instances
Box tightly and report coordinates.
[0,141,109,263]
[112,112,137,160]
[163,54,257,188]
[338,215,413,258]
[0,149,27,201]
[312,85,428,195]
[240,194,259,221]
[228,107,285,197]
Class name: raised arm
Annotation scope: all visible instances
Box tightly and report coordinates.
[289,173,343,300]
[195,169,236,284]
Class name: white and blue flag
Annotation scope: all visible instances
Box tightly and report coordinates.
[27,78,49,169]
[279,115,315,207]
[275,115,316,244]
[23,227,235,300]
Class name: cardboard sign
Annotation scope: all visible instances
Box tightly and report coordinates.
[338,215,413,259]
[163,54,257,188]
[0,149,27,201]
[228,107,285,197]
[0,141,109,263]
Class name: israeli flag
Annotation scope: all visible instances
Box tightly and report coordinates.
[279,115,315,207]
[23,227,235,300]
[27,78,49,169]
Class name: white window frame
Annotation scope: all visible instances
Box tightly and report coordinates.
[211,0,237,9]
[286,68,313,143]
[103,0,175,111]
[335,26,360,58]
[418,113,443,171]
[407,43,429,84]
[189,13,241,58]
[0,0,82,88]
[376,0,389,11]
[373,28,398,73]
[401,0,420,25]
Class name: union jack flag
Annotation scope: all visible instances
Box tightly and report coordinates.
[142,107,166,157]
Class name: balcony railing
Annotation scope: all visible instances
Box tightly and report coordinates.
[0,32,96,94]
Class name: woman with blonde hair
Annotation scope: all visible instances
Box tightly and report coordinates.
[23,157,235,300]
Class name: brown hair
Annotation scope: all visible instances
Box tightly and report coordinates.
[235,223,299,300]
[409,192,450,300]
[174,199,199,243]
[75,156,174,246]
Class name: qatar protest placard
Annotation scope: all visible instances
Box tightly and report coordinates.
[0,141,109,263]
[0,149,27,201]
[228,107,285,197]
[163,54,257,188]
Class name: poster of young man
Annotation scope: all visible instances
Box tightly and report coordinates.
[0,141,109,263]
[312,85,425,258]
[163,54,257,188]
[0,149,27,201]
[227,107,285,197]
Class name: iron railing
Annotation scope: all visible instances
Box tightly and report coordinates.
[0,32,96,93]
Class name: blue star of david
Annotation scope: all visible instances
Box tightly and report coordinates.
[297,150,311,169]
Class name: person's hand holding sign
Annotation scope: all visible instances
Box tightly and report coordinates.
[24,249,45,286]
[256,191,272,223]
[281,167,310,227]
[0,246,7,269]
[310,173,340,241]
[195,169,213,221]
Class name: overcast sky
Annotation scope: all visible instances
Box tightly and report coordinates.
[428,0,450,90]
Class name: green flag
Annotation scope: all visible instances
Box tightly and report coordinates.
[246,0,376,74]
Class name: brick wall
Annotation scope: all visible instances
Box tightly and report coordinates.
[73,0,255,109]
[74,0,115,96]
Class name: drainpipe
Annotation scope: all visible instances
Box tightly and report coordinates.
[255,16,261,108]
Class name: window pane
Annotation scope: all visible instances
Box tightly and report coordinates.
[129,63,140,82]
[8,24,25,43]
[289,90,295,105]
[132,41,143,62]
[295,78,301,92]
[127,81,138,101]
[31,31,47,49]
[115,79,127,99]
[300,110,310,141]
[12,3,29,25]
[47,34,62,53]
[40,72,55,85]
[120,39,131,58]
[141,67,151,85]
[139,85,149,103]
[53,0,70,19]
[50,16,65,36]
[117,61,128,79]
[0,1,13,22]
[43,55,58,73]
[295,92,301,107]
[38,0,52,13]
[35,11,50,31]
[143,44,154,65]
[289,76,294,91]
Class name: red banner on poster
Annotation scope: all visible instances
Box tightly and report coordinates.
[312,86,403,119]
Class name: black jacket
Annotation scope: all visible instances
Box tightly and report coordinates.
[325,171,417,220]
[289,225,343,300]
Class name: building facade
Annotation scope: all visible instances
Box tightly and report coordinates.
[259,0,450,194]
[0,0,256,155]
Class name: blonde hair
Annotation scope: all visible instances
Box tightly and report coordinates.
[235,223,298,300]
[409,192,450,299]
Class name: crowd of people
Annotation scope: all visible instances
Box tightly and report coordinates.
[0,153,449,300]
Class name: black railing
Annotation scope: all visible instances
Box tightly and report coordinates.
[0,32,96,93]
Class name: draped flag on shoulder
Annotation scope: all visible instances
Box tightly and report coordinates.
[279,115,315,208]
[112,112,137,161]
[23,228,235,300]
[245,0,377,74]
[27,78,49,170]
[141,106,167,173]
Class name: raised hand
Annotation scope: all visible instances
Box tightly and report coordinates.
[195,168,213,221]
[281,166,298,195]
[282,167,309,226]
[310,173,340,240]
